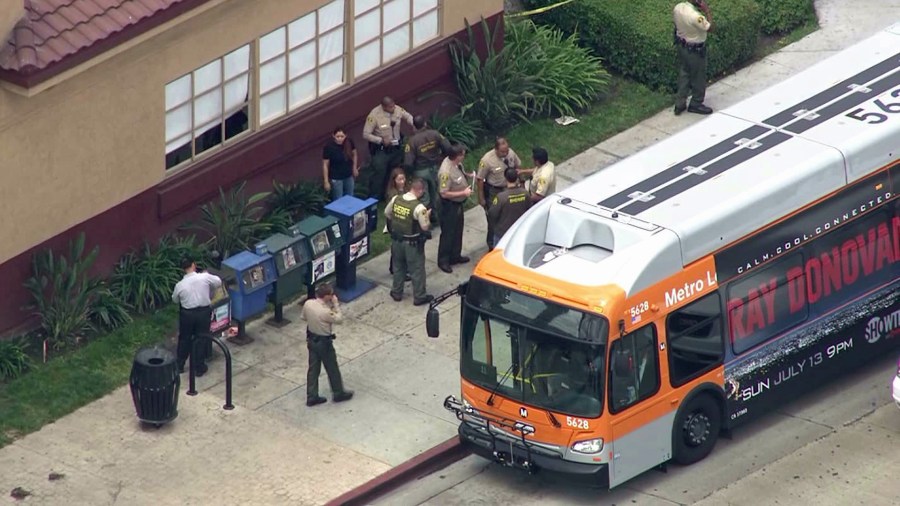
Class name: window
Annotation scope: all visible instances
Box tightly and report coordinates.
[608,324,659,413]
[259,0,346,125]
[727,254,809,355]
[353,0,440,77]
[666,293,724,385]
[165,45,251,170]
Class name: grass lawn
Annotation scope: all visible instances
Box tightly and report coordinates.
[0,15,818,449]
[0,307,178,447]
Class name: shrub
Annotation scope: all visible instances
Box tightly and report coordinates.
[0,338,30,381]
[89,287,132,331]
[267,180,328,224]
[449,17,539,134]
[184,182,272,264]
[505,19,610,117]
[22,233,125,348]
[429,110,483,149]
[111,233,211,314]
[524,0,761,91]
[755,0,814,35]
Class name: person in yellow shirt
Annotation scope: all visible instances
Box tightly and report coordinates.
[673,0,714,116]
[522,147,556,204]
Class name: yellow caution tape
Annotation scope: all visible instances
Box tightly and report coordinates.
[506,0,576,18]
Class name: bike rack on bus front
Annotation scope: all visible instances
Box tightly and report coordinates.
[444,395,538,473]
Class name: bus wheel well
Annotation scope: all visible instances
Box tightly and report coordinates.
[672,384,725,466]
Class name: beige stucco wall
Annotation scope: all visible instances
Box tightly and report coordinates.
[0,0,503,265]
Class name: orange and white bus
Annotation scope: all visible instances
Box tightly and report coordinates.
[426,25,900,488]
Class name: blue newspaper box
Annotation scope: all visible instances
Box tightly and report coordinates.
[291,215,345,298]
[324,195,379,301]
[220,251,276,344]
[254,232,311,327]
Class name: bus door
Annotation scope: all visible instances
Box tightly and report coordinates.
[607,322,669,487]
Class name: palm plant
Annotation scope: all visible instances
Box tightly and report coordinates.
[505,19,609,117]
[267,180,328,223]
[428,110,483,148]
[23,233,103,348]
[184,182,272,265]
[0,337,30,381]
[449,17,538,134]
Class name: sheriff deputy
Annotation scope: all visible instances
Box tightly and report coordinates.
[384,177,434,305]
[476,137,521,250]
[363,96,415,200]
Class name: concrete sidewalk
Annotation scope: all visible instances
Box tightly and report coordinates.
[1,1,896,504]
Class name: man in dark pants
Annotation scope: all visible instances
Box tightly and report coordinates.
[363,96,415,200]
[404,115,451,225]
[437,144,474,273]
[477,137,522,250]
[301,282,353,407]
[673,0,713,115]
[171,257,222,376]
[488,167,531,247]
[385,178,434,305]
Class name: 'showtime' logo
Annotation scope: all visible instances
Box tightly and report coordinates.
[864,309,900,344]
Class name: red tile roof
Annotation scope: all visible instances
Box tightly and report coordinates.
[1,0,196,76]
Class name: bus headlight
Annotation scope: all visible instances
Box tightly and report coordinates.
[571,438,604,454]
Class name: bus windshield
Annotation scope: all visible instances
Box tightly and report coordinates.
[460,278,609,419]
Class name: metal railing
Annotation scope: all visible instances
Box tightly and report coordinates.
[186,335,235,410]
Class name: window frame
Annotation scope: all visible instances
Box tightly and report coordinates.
[352,0,442,79]
[608,323,660,415]
[258,0,349,127]
[665,291,725,388]
[164,43,253,172]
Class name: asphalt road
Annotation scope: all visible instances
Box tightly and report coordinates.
[375,353,900,506]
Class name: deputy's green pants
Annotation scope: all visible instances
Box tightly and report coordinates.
[306,334,345,399]
[413,166,440,224]
[675,45,707,108]
[390,238,427,301]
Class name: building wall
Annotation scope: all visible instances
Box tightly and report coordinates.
[0,0,504,335]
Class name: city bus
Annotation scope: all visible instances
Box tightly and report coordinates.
[426,25,900,488]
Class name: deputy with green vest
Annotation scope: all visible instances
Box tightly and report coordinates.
[384,178,434,306]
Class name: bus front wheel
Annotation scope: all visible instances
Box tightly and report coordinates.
[673,394,721,465]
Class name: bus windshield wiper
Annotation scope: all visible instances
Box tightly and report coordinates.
[487,362,516,406]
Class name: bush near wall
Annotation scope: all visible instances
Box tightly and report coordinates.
[523,0,761,91]
[754,0,815,35]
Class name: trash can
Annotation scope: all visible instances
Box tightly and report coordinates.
[129,347,180,427]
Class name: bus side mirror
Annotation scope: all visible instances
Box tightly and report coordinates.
[426,308,440,338]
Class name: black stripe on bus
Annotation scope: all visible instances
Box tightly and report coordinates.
[597,52,900,211]
[785,68,900,135]
[597,125,771,209]
[619,132,793,215]
[762,50,900,127]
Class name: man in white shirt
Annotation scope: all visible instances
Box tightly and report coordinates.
[522,147,556,203]
[673,0,714,115]
[171,257,222,376]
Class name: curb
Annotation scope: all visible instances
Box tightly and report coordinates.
[326,436,470,506]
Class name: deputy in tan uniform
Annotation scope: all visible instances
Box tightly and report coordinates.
[301,282,353,407]
[363,96,415,199]
[476,137,521,250]
[673,0,713,116]
[488,167,531,246]
[384,178,433,305]
[437,144,474,273]
[522,147,556,203]
[403,116,451,223]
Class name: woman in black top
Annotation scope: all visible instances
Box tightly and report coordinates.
[322,127,358,201]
